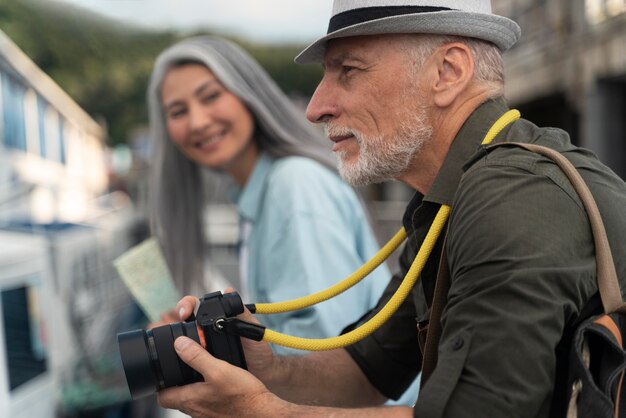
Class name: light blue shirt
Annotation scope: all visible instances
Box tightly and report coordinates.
[234,153,419,406]
[234,153,389,355]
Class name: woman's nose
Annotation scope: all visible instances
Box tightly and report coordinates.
[188,103,211,132]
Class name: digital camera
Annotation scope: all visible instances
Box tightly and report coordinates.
[117,291,249,399]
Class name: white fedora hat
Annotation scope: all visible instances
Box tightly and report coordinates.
[295,0,521,64]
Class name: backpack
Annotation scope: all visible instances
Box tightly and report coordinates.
[567,311,626,417]
[420,142,626,418]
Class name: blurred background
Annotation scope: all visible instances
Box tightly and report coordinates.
[0,0,624,417]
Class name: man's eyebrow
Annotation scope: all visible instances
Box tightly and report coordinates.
[324,52,367,69]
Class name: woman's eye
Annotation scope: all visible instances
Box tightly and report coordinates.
[168,108,187,119]
[201,91,221,104]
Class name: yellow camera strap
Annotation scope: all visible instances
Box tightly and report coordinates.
[241,109,521,351]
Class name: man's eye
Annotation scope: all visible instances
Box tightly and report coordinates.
[342,65,356,75]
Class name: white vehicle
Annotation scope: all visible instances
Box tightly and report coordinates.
[0,231,55,418]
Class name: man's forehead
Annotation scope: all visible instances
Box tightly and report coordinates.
[323,35,405,66]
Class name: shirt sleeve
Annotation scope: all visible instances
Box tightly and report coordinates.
[344,237,425,400]
[343,199,443,401]
[254,160,390,356]
[415,158,598,417]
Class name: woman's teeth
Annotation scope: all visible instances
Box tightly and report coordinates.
[198,132,225,147]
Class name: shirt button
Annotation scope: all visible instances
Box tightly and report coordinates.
[452,337,464,351]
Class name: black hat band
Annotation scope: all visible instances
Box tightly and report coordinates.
[328,6,453,34]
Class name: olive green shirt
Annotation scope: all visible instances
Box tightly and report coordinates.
[345,99,626,417]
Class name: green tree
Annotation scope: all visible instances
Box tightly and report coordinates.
[1,0,321,146]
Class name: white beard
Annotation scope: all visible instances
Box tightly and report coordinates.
[325,106,433,187]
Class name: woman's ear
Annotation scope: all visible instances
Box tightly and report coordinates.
[431,43,475,108]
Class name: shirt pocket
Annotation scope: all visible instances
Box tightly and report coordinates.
[414,329,472,417]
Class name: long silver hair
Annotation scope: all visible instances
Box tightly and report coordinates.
[147,36,334,294]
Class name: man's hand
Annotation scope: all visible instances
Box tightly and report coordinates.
[165,293,409,416]
[157,336,284,418]
[175,292,277,385]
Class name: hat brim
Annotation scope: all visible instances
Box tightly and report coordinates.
[295,10,521,64]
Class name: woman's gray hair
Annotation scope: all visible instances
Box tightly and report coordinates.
[147,36,334,293]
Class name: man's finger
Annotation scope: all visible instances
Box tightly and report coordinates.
[239,304,261,325]
[158,386,186,410]
[174,336,217,378]
[176,296,199,320]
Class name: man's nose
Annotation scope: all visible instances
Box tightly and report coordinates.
[306,76,339,124]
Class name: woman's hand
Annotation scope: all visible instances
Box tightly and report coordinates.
[147,309,181,329]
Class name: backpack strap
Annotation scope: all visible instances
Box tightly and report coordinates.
[421,232,450,384]
[490,142,625,314]
[420,141,626,389]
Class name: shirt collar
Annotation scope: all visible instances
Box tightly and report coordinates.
[233,152,274,222]
[424,98,510,206]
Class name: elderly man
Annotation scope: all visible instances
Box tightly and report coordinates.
[158,1,626,417]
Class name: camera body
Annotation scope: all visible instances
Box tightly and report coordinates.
[118,291,247,399]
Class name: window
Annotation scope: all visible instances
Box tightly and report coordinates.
[37,95,48,159]
[1,284,48,391]
[1,74,27,151]
[24,89,40,156]
[44,107,59,162]
[58,118,66,164]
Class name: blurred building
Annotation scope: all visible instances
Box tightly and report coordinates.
[494,0,626,178]
[0,30,142,418]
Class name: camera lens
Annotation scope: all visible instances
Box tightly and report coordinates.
[118,321,203,399]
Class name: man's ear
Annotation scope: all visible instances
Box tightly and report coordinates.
[431,43,475,108]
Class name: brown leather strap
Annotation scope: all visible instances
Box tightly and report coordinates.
[420,233,449,385]
[420,141,626,388]
[595,315,623,347]
[493,143,625,314]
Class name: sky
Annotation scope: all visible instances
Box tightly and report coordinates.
[57,0,335,43]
